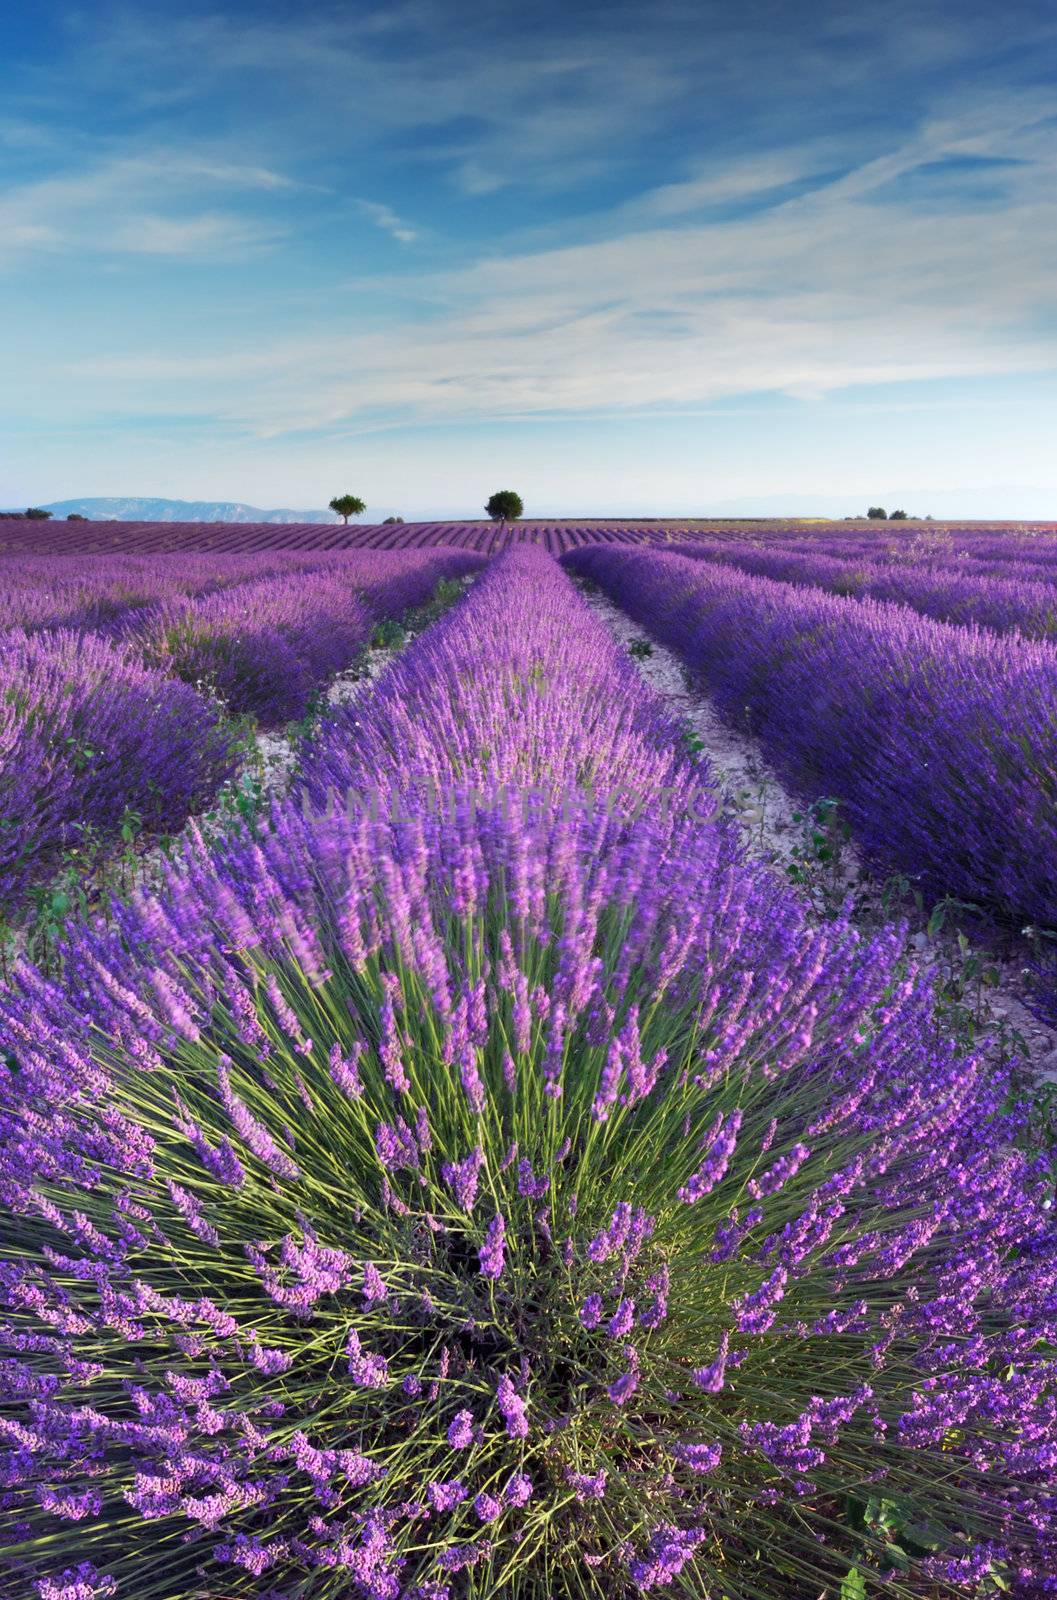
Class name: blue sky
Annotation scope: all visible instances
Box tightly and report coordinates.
[4,0,1057,517]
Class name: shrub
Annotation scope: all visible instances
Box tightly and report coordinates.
[866,506,887,520]
[0,628,239,910]
[127,553,482,726]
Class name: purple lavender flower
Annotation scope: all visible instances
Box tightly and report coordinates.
[1,545,1054,1600]
[677,1109,742,1204]
[566,1467,607,1501]
[35,1564,116,1600]
[437,1541,492,1574]
[496,1374,529,1439]
[363,1262,388,1305]
[427,1479,468,1513]
[691,1332,730,1393]
[608,1365,640,1406]
[579,1293,604,1330]
[346,1329,390,1388]
[446,1410,475,1450]
[478,1212,507,1280]
[474,1491,503,1523]
[440,1146,485,1212]
[629,1525,705,1592]
[607,1298,636,1338]
[671,1440,722,1474]
[517,1158,549,1199]
[504,1472,534,1507]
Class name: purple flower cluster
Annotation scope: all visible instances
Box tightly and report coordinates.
[128,549,483,725]
[0,626,239,909]
[477,1212,507,1280]
[674,533,1057,638]
[0,550,482,913]
[0,549,1054,1598]
[0,549,349,634]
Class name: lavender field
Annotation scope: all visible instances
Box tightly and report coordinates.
[1,523,1057,1600]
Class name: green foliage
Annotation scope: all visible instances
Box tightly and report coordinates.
[371,617,407,650]
[786,796,852,913]
[329,493,367,524]
[485,489,524,522]
[889,509,909,520]
[628,637,654,659]
[866,506,887,520]
[1025,1080,1057,1185]
[24,507,52,519]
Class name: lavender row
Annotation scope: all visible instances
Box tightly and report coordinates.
[0,517,749,556]
[0,628,239,912]
[124,549,486,726]
[297,543,706,811]
[1,550,1054,1597]
[0,552,480,910]
[566,546,1057,937]
[749,527,1057,584]
[0,550,366,635]
[675,538,1057,637]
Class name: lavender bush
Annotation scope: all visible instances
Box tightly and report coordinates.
[0,628,239,911]
[0,552,351,636]
[672,540,1057,639]
[127,551,484,725]
[1,554,1054,1599]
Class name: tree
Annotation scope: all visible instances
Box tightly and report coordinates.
[866,506,887,520]
[382,516,404,525]
[329,494,366,525]
[485,490,523,522]
[24,507,52,520]
[67,513,87,521]
[889,509,909,520]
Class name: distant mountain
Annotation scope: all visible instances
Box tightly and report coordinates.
[43,497,340,524]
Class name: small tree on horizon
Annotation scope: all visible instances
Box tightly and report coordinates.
[329,493,367,525]
[485,490,523,523]
[24,507,52,520]
[866,505,887,519]
[889,508,909,520]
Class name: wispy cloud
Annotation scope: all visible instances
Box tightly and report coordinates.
[356,199,419,244]
[65,92,1057,434]
[0,151,297,264]
[6,0,1057,505]
[626,150,835,220]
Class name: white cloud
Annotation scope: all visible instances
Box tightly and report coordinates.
[356,199,419,244]
[109,211,274,256]
[64,114,1057,435]
[0,151,297,264]
[626,150,831,219]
